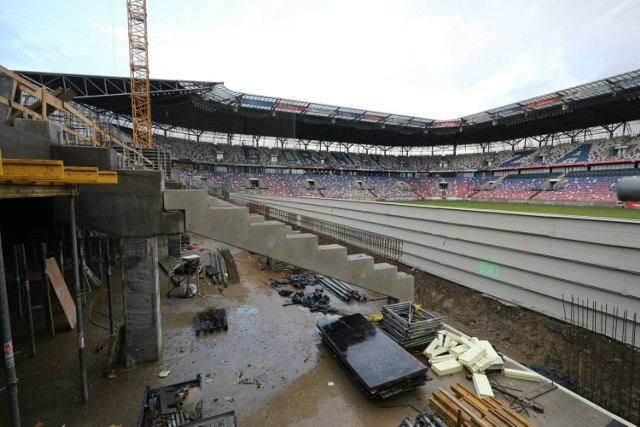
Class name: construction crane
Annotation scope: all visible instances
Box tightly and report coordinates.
[126,0,153,148]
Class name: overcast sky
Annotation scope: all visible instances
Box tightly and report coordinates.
[1,0,639,119]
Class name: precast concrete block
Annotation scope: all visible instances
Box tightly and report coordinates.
[163,189,209,232]
[249,214,265,224]
[202,206,251,248]
[282,233,318,268]
[365,263,399,294]
[394,272,415,302]
[316,244,348,269]
[338,253,374,284]
[248,220,287,255]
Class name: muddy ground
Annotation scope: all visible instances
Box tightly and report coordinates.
[1,230,638,426]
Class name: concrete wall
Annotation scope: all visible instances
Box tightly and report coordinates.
[14,118,63,143]
[0,74,12,121]
[233,194,640,345]
[54,170,184,238]
[0,123,51,159]
[51,145,119,171]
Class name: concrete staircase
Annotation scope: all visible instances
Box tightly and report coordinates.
[163,189,414,301]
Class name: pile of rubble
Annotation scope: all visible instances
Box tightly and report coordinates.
[283,289,338,314]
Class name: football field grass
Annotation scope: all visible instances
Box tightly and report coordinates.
[402,200,640,220]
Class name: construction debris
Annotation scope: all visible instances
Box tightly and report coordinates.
[270,273,368,304]
[195,306,228,336]
[270,272,317,290]
[429,383,535,427]
[399,411,446,427]
[472,373,494,398]
[139,375,204,426]
[489,377,549,414]
[219,248,240,284]
[504,368,541,382]
[378,302,444,349]
[283,289,338,314]
[317,313,429,399]
[316,274,367,302]
[423,331,504,376]
[261,257,296,272]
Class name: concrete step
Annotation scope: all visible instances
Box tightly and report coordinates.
[317,244,348,267]
[282,233,318,266]
[249,214,265,224]
[248,220,287,254]
[163,189,414,301]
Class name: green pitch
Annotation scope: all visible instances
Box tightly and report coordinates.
[401,200,640,220]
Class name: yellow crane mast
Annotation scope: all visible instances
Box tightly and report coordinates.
[126,0,153,148]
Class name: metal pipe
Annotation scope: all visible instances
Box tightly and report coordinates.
[79,239,87,306]
[20,244,36,358]
[630,312,637,423]
[0,233,22,427]
[70,197,89,403]
[106,239,115,335]
[98,238,105,283]
[58,239,64,278]
[42,242,55,338]
[12,244,22,319]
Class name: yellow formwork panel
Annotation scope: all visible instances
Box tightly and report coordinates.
[2,159,65,180]
[97,171,118,184]
[0,158,118,185]
[62,166,100,184]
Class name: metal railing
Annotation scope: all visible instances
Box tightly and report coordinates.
[246,200,402,261]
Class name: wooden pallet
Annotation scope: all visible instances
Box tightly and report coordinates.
[195,308,228,336]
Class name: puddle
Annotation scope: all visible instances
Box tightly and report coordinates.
[234,305,259,316]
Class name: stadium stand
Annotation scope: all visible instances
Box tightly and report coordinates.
[166,130,640,205]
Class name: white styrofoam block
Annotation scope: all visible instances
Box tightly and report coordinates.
[432,359,464,376]
[472,373,494,398]
[423,337,440,357]
[426,346,449,359]
[444,336,452,348]
[479,340,504,368]
[458,344,487,367]
[459,336,475,348]
[469,357,490,373]
[504,368,540,382]
[449,344,469,356]
[437,331,447,346]
[429,354,457,364]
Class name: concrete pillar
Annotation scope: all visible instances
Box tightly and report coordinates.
[121,237,161,367]
[168,234,181,258]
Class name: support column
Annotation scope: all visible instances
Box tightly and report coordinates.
[121,237,161,367]
[0,233,21,427]
[168,234,181,258]
[70,197,88,403]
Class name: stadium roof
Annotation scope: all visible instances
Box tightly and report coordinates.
[16,68,640,148]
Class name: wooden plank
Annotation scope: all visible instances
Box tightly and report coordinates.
[45,257,77,330]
